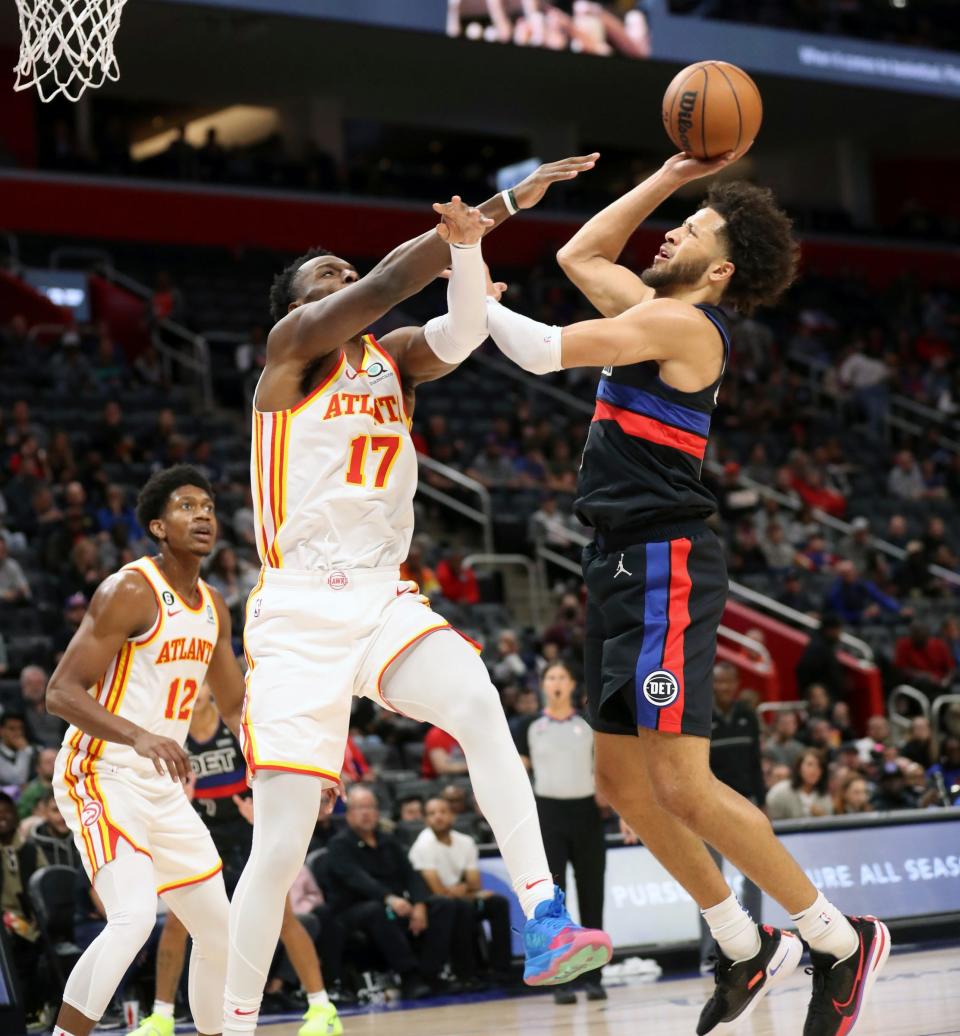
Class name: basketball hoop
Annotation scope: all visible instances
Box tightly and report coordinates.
[13,0,128,103]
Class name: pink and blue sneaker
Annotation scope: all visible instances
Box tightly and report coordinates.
[522,886,613,987]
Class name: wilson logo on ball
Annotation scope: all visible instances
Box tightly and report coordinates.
[677,90,698,152]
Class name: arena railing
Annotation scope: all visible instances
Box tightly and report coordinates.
[703,460,960,591]
[415,452,494,554]
[755,700,808,726]
[48,246,214,410]
[931,694,960,738]
[716,624,774,667]
[461,553,545,627]
[888,685,932,739]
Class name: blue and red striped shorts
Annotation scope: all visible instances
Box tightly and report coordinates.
[582,527,727,739]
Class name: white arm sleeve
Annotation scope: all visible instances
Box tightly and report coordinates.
[422,242,489,364]
[485,298,563,375]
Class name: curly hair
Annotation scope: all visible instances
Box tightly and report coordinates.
[136,465,213,540]
[702,181,799,315]
[268,247,333,325]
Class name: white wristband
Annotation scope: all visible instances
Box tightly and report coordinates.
[500,189,519,216]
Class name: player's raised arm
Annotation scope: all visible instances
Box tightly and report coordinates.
[205,589,246,737]
[486,296,716,371]
[557,152,735,318]
[46,571,192,782]
[268,154,599,369]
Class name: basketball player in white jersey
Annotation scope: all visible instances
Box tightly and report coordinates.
[225,163,612,1034]
[47,465,248,1036]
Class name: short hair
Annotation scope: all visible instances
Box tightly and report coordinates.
[0,792,14,811]
[0,711,25,726]
[136,465,213,540]
[269,247,333,325]
[703,181,799,315]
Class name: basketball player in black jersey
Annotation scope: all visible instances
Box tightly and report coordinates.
[486,151,889,1036]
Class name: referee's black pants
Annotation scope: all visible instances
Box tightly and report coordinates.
[536,795,606,932]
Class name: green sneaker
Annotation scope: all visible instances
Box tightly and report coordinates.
[298,1001,343,1036]
[128,1013,174,1036]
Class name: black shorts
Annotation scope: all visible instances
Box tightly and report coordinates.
[583,526,727,739]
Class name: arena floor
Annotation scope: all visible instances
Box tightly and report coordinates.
[252,944,959,1036]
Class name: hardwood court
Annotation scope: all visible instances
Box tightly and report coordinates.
[260,945,959,1036]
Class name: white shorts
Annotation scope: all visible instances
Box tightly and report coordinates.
[241,566,456,784]
[54,751,222,894]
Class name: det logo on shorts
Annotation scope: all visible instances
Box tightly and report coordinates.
[641,670,680,708]
[81,802,103,827]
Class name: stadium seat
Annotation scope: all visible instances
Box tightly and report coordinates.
[28,866,83,995]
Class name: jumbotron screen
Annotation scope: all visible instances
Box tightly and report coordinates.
[156,0,960,97]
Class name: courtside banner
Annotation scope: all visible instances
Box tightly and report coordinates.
[480,811,960,953]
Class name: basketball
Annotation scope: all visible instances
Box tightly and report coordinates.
[662,60,763,160]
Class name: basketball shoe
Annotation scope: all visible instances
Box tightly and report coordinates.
[803,915,890,1035]
[298,1001,343,1036]
[698,924,803,1034]
[522,886,612,986]
[128,1014,173,1036]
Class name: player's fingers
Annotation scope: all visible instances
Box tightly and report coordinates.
[435,223,450,241]
[151,753,166,777]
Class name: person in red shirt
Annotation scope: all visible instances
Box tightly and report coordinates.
[342,736,372,784]
[421,726,468,779]
[435,550,480,605]
[894,622,956,692]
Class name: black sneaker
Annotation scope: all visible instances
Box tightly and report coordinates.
[803,916,890,1035]
[698,925,803,1034]
[553,987,577,1005]
[584,979,608,1001]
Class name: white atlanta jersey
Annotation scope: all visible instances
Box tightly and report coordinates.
[251,334,417,571]
[59,556,221,780]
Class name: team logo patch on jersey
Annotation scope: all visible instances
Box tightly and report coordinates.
[206,604,216,624]
[81,802,103,827]
[327,570,349,590]
[641,670,680,708]
[253,597,262,618]
[162,591,175,606]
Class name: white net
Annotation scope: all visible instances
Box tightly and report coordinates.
[14,0,128,103]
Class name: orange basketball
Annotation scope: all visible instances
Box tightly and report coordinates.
[662,61,762,160]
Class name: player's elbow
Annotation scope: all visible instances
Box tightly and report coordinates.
[556,245,579,272]
[44,681,69,720]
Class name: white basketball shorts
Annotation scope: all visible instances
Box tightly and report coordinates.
[54,751,222,893]
[241,566,458,786]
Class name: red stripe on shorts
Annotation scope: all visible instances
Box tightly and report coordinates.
[658,538,692,734]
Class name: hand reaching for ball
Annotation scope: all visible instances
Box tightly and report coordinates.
[661,150,741,185]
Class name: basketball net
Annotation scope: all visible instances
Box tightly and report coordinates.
[13,0,128,102]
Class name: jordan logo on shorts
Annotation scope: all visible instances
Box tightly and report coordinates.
[614,553,632,579]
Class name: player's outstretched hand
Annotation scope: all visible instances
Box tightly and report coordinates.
[512,153,600,210]
[133,731,193,782]
[433,196,494,246]
[661,150,740,184]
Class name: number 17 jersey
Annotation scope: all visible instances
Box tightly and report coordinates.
[251,334,417,572]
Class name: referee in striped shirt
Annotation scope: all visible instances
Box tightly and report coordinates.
[514,661,606,1005]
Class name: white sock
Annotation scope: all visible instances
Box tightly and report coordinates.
[702,892,761,963]
[791,891,858,961]
[223,991,261,1036]
[53,1028,76,1036]
[307,990,330,1008]
[514,873,556,918]
[152,1000,175,1019]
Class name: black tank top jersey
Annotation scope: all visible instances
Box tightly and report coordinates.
[574,303,730,541]
[186,721,249,831]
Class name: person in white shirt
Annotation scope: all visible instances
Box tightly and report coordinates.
[409,797,512,983]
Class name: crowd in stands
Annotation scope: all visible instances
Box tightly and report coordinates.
[666,0,960,53]
[1,227,960,1021]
